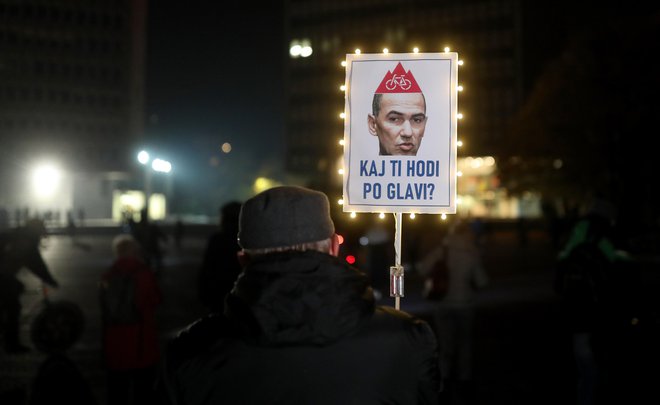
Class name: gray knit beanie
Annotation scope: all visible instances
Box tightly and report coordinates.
[238,186,335,249]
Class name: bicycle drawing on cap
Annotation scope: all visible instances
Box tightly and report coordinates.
[385,74,412,91]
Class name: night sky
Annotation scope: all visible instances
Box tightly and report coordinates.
[145,3,285,214]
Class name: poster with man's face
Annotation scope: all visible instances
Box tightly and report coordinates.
[342,53,457,214]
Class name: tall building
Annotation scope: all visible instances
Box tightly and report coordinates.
[0,0,147,223]
[283,0,574,218]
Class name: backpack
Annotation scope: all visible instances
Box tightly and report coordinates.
[554,239,611,305]
[100,273,140,325]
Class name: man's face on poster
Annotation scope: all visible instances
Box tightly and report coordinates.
[368,92,427,156]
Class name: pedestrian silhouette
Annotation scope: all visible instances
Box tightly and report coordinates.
[29,297,96,405]
[131,209,168,272]
[197,201,242,314]
[100,234,162,405]
[554,197,631,405]
[417,218,489,403]
[158,186,440,404]
[0,219,59,354]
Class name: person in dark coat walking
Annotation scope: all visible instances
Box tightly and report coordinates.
[197,201,242,314]
[0,219,59,353]
[158,186,440,405]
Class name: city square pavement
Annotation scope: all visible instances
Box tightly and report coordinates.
[2,225,582,404]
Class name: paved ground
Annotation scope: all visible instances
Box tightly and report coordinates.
[1,225,648,404]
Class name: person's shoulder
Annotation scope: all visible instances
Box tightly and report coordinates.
[369,305,436,347]
[166,314,235,368]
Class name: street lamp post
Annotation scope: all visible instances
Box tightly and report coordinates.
[137,150,172,220]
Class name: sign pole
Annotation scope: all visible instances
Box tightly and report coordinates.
[390,213,404,310]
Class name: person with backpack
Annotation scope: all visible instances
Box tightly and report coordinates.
[100,234,162,405]
[554,198,631,405]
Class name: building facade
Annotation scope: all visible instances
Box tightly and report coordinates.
[0,0,147,224]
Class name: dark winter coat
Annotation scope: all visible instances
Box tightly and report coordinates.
[159,250,440,405]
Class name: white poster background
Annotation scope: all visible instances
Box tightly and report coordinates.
[342,53,457,214]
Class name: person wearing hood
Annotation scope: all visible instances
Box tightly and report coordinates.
[158,186,440,405]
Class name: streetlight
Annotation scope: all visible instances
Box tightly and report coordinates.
[137,150,173,220]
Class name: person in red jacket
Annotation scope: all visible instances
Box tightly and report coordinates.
[100,234,162,405]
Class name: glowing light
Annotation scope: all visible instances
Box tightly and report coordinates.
[355,49,361,54]
[337,234,344,245]
[346,255,356,264]
[378,213,385,219]
[340,84,346,91]
[339,139,345,146]
[289,44,302,57]
[457,140,463,147]
[341,60,347,67]
[151,159,172,173]
[382,48,389,54]
[350,212,357,219]
[32,164,62,198]
[413,47,419,53]
[456,196,462,205]
[300,45,313,57]
[457,85,464,92]
[137,150,150,164]
[441,213,447,220]
[338,168,344,175]
[338,199,344,205]
[457,171,463,177]
[359,236,369,246]
[253,177,277,194]
[409,213,416,219]
[458,60,464,66]
[221,142,232,153]
[444,47,450,52]
[339,112,345,119]
[485,156,496,166]
[457,113,464,119]
[553,159,563,169]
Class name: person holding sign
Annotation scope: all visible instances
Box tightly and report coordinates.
[157,186,441,405]
[368,62,427,156]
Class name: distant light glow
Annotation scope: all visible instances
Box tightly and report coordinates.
[413,47,419,53]
[32,164,62,198]
[340,84,346,91]
[151,159,172,173]
[458,60,464,66]
[441,213,447,220]
[339,112,345,119]
[457,113,464,119]
[341,60,347,67]
[221,143,232,153]
[338,199,344,205]
[300,45,313,57]
[409,213,416,219]
[457,140,463,147]
[378,213,385,219]
[346,255,356,265]
[339,139,345,146]
[382,48,389,54]
[457,85,464,92]
[350,212,357,219]
[359,236,369,246]
[289,44,302,57]
[444,47,450,52]
[338,168,344,175]
[553,159,563,169]
[137,150,150,165]
[457,171,463,177]
[355,49,361,54]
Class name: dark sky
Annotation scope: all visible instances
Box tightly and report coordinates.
[144,3,285,212]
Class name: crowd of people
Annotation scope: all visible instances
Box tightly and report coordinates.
[1,188,657,405]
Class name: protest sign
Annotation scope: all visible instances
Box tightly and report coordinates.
[342,53,457,214]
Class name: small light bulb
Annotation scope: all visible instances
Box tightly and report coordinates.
[458,60,464,66]
[350,212,357,218]
[355,49,361,55]
[383,48,389,54]
[444,47,450,52]
[341,60,347,67]
[457,171,463,177]
[410,213,416,219]
[457,140,463,147]
[340,112,346,119]
[338,199,344,205]
[457,113,463,119]
[339,84,346,91]
[413,47,419,53]
[339,139,345,146]
[378,213,385,219]
[338,168,344,175]
[457,85,464,92]
[441,213,447,220]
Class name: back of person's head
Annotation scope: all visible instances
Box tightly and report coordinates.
[112,234,141,258]
[238,186,335,256]
[30,301,85,355]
